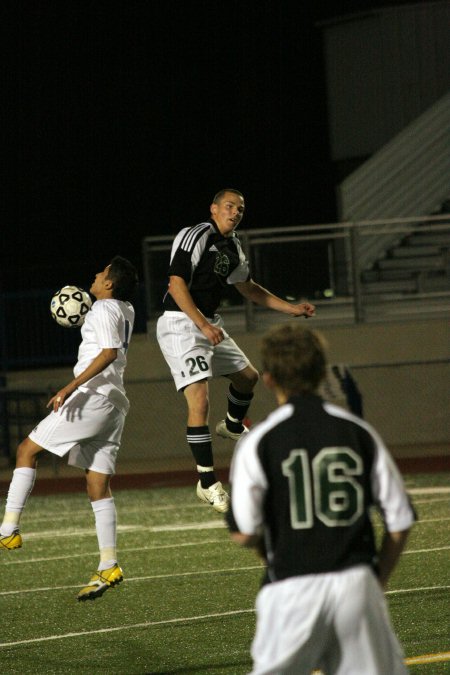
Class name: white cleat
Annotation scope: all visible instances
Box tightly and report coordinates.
[215,419,249,441]
[196,481,230,513]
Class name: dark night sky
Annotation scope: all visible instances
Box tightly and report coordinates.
[2,0,419,292]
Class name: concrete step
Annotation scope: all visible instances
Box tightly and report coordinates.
[362,279,418,294]
[408,233,450,247]
[420,275,450,292]
[390,245,441,258]
[362,269,415,282]
[362,272,450,295]
[378,255,445,270]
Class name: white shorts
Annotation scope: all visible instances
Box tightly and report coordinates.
[156,311,250,391]
[29,389,126,475]
[250,565,407,675]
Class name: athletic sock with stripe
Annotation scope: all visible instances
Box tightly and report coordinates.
[187,426,217,488]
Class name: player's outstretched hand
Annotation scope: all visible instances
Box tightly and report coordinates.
[293,302,316,318]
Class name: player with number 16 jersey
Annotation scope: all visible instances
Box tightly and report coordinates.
[230,395,414,579]
[228,323,416,674]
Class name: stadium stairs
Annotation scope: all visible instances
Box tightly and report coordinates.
[361,204,450,297]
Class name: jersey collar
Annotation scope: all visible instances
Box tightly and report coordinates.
[209,218,236,238]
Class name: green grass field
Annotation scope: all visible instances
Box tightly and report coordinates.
[0,472,449,674]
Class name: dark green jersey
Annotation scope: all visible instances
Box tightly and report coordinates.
[228,394,416,583]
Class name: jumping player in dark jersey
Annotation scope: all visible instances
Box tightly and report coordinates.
[227,322,416,674]
[157,189,315,512]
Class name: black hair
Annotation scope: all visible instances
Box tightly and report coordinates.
[107,256,138,302]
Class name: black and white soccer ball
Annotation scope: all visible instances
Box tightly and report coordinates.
[50,285,92,328]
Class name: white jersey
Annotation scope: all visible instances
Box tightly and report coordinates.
[74,299,134,415]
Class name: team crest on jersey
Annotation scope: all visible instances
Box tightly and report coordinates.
[214,252,230,276]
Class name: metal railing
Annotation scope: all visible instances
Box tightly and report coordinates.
[142,214,450,329]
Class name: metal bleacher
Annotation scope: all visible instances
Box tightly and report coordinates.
[360,211,450,296]
[335,92,450,298]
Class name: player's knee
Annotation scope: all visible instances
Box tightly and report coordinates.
[16,439,40,465]
[247,367,260,388]
[86,479,111,502]
[232,365,259,391]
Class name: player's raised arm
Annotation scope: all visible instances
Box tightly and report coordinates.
[235,279,315,318]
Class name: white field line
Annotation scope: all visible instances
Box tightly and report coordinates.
[2,539,450,566]
[23,502,208,522]
[0,609,255,647]
[20,487,450,521]
[14,512,450,541]
[372,516,450,529]
[1,559,448,598]
[23,495,450,525]
[409,516,450,524]
[402,545,450,555]
[19,514,450,539]
[0,564,263,596]
[1,512,448,567]
[21,519,226,540]
[0,538,227,565]
[2,541,449,568]
[407,487,450,495]
[385,584,450,596]
[23,496,449,525]
[411,497,450,505]
[0,607,449,672]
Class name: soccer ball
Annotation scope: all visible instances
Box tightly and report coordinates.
[50,285,92,328]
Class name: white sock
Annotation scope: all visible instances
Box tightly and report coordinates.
[0,467,36,536]
[92,497,117,571]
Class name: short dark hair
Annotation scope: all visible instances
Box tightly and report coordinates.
[260,324,327,395]
[212,188,244,204]
[107,256,138,302]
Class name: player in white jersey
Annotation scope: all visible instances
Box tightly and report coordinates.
[227,323,416,674]
[0,256,138,601]
[157,189,315,513]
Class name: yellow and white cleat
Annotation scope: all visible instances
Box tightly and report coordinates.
[77,564,123,601]
[0,532,23,550]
